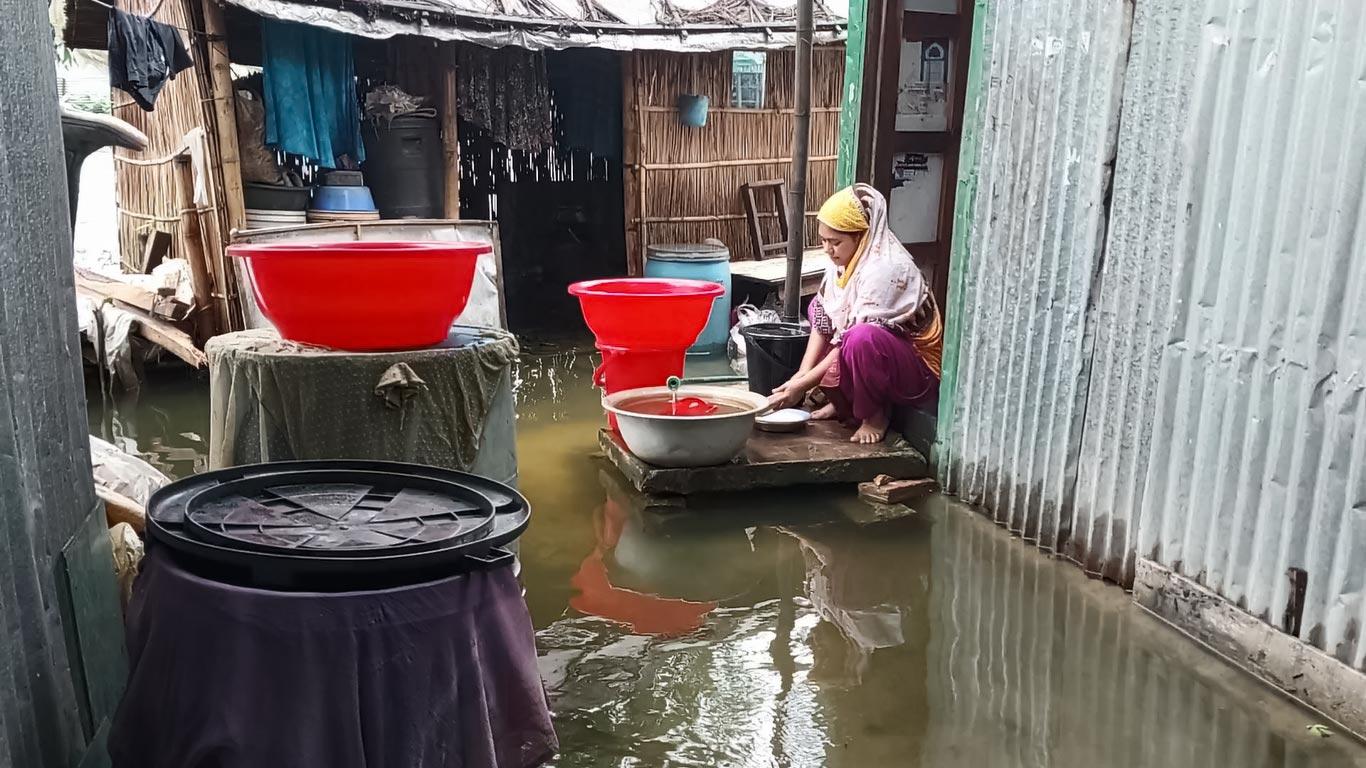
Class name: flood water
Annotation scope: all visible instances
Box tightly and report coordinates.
[92,348,1366,768]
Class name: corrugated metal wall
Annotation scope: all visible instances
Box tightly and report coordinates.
[941,0,1366,667]
[1116,0,1366,670]
[938,0,1134,560]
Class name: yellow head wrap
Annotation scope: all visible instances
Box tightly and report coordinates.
[817,187,870,288]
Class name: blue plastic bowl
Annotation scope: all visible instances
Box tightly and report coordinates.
[311,185,378,212]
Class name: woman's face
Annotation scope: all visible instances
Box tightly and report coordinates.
[818,223,860,268]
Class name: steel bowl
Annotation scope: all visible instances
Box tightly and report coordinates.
[603,385,769,468]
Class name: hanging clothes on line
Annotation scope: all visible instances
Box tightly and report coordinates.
[261,19,365,169]
[107,8,193,112]
[457,46,553,155]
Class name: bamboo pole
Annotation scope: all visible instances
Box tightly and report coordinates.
[622,52,644,275]
[784,0,815,322]
[441,48,461,218]
[200,0,245,233]
[173,154,221,341]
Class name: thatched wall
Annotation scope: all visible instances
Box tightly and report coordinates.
[625,45,844,271]
[111,0,210,273]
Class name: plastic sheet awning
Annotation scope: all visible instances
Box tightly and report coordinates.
[222,0,848,51]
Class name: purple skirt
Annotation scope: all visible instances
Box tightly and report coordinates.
[109,550,557,768]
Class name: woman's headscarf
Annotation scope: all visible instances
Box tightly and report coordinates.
[816,184,941,376]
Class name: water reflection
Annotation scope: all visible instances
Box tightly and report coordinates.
[86,367,211,479]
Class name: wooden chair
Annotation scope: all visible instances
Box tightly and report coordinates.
[740,179,790,261]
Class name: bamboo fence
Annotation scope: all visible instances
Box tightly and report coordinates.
[626,46,844,270]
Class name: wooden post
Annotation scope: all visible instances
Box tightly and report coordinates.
[622,52,643,275]
[200,0,246,233]
[441,48,461,219]
[173,153,221,341]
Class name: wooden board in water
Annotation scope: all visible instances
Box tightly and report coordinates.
[600,421,929,496]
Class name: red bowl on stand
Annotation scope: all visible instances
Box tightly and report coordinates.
[229,241,490,351]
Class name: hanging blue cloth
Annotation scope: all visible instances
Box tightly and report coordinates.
[261,20,365,168]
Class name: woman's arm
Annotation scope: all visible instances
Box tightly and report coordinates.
[797,327,830,375]
[769,342,839,409]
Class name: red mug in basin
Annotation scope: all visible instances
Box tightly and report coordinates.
[229,241,490,351]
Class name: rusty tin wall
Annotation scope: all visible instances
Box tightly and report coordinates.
[942,0,1366,669]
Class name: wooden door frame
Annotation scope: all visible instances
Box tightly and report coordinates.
[859,0,975,307]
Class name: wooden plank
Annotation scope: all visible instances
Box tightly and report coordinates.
[441,47,461,218]
[95,485,146,534]
[74,269,189,321]
[139,230,173,274]
[857,475,938,504]
[728,249,832,286]
[600,421,928,495]
[131,313,207,368]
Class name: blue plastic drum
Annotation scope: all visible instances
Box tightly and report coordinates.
[644,243,732,353]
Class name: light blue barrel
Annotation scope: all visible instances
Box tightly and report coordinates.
[644,243,731,353]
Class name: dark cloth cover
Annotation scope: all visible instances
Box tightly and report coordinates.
[107,8,193,111]
[108,549,557,767]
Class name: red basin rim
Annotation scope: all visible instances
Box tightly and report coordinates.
[568,278,725,298]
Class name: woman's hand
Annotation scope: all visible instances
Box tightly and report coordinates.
[768,378,807,410]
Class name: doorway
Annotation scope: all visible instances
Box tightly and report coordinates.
[857,0,975,308]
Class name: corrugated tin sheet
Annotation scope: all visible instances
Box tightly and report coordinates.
[224,0,849,51]
[942,0,1366,668]
[924,507,1357,765]
[1109,0,1366,669]
[937,0,1134,557]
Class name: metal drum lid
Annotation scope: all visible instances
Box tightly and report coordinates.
[182,470,496,558]
[146,460,531,590]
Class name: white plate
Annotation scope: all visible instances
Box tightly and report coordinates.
[755,408,811,432]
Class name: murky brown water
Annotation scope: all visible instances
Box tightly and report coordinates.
[93,349,1366,768]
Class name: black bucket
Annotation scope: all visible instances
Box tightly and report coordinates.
[741,322,810,396]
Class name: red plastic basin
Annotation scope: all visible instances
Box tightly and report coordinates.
[229,241,489,351]
[569,278,724,430]
[568,278,724,349]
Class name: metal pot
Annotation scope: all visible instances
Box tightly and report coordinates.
[603,385,769,468]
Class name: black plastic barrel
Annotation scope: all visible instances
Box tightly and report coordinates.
[741,322,810,396]
[362,115,443,219]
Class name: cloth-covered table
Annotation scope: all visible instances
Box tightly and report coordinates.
[206,327,519,481]
[109,549,557,767]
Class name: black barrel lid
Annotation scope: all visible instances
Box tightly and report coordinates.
[146,461,531,591]
[182,470,495,558]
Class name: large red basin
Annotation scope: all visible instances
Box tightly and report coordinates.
[568,278,724,349]
[230,241,489,351]
[569,278,724,430]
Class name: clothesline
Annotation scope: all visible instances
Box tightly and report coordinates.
[83,0,205,37]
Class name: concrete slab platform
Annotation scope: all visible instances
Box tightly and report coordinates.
[599,421,929,496]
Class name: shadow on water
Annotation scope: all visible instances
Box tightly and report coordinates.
[90,348,1366,767]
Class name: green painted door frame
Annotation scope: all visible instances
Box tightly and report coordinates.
[932,0,989,472]
[835,0,869,189]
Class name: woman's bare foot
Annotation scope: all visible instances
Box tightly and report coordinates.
[851,412,890,444]
[811,403,838,420]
